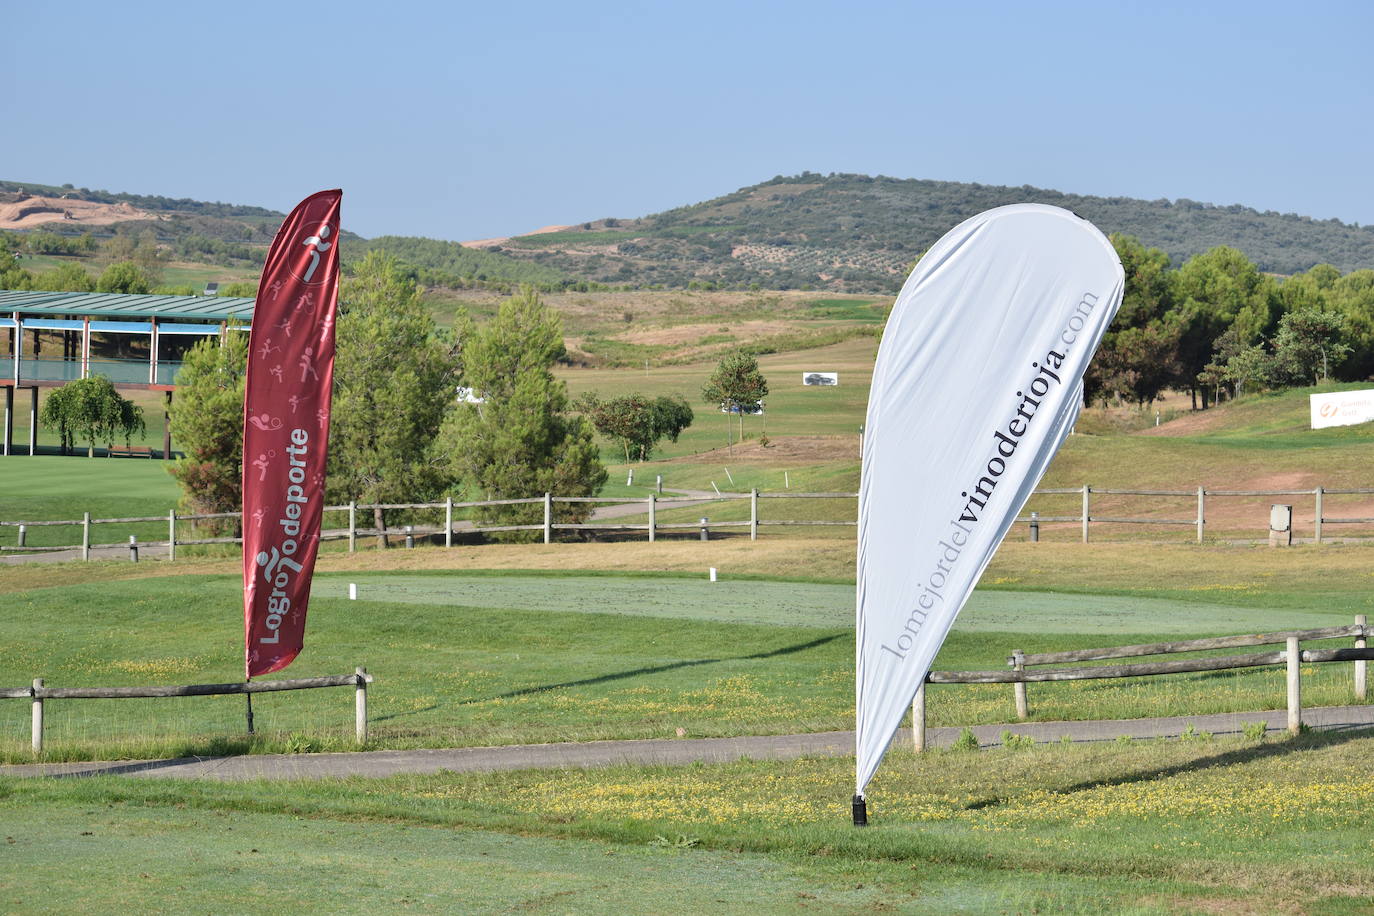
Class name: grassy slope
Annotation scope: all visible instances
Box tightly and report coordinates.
[3,538,1371,762]
[0,455,179,548]
[3,731,1371,913]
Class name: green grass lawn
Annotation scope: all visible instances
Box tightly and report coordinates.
[3,729,1371,913]
[0,455,180,548]
[2,562,1368,763]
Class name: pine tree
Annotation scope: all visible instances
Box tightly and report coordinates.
[440,287,605,539]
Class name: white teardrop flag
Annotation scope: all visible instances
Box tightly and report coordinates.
[855,205,1123,807]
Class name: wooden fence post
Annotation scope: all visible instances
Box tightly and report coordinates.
[1356,614,1367,702]
[168,510,176,562]
[1081,486,1090,543]
[82,512,90,561]
[1012,649,1029,719]
[31,678,43,755]
[911,682,926,753]
[1196,487,1205,544]
[1315,487,1324,544]
[543,493,552,544]
[750,488,758,541]
[444,497,453,549]
[355,666,368,743]
[347,501,356,553]
[1287,636,1302,735]
[648,495,656,543]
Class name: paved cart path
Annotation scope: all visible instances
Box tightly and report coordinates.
[5,704,1371,781]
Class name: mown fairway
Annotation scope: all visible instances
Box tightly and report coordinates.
[3,539,1371,763]
[4,728,1372,913]
[5,298,1374,913]
[0,455,179,548]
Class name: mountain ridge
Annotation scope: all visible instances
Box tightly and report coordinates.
[6,173,1373,293]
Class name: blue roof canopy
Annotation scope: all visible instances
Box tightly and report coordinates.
[0,289,255,323]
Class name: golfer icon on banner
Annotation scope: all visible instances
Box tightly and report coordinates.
[242,190,342,678]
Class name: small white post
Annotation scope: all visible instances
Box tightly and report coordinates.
[543,493,553,544]
[750,488,758,541]
[1013,649,1028,720]
[168,510,176,562]
[355,666,368,743]
[655,474,662,494]
[445,496,453,548]
[647,495,656,543]
[725,467,734,485]
[1081,486,1090,543]
[81,512,90,561]
[912,682,926,753]
[709,567,717,582]
[348,501,357,553]
[784,470,790,489]
[626,468,634,486]
[1197,487,1205,544]
[1315,487,1324,544]
[31,677,43,756]
[1355,614,1367,702]
[349,583,357,600]
[1287,636,1302,735]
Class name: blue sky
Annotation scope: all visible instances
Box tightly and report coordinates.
[5,1,1371,241]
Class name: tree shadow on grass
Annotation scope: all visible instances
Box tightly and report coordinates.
[463,633,845,706]
[963,726,1374,811]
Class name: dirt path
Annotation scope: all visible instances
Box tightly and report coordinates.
[5,705,1370,781]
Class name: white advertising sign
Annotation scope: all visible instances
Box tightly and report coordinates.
[855,205,1123,806]
[1310,390,1374,429]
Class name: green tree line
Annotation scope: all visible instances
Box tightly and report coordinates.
[1090,236,1374,409]
[166,254,606,541]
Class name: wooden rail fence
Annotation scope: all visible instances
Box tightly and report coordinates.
[2,667,373,755]
[909,616,1370,751]
[4,484,1372,559]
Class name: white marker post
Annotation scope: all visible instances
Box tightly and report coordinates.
[349,583,357,600]
[709,567,717,582]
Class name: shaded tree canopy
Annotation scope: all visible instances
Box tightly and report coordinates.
[41,375,145,457]
[439,287,605,538]
[167,330,248,528]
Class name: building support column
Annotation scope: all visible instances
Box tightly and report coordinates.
[28,385,37,456]
[163,390,173,459]
[3,385,12,457]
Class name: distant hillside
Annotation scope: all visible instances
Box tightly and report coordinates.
[0,179,568,289]
[490,173,1374,292]
[347,236,572,290]
[9,174,1374,295]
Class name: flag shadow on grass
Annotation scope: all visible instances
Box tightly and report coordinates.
[462,633,845,706]
[962,725,1374,811]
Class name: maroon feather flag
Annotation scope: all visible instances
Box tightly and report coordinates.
[242,190,342,678]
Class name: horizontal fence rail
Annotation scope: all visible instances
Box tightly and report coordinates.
[5,668,374,755]
[4,483,1373,558]
[907,616,1369,752]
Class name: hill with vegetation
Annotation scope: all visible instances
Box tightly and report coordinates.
[489,173,1374,292]
[7,173,1374,295]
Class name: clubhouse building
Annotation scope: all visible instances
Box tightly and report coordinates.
[0,289,255,457]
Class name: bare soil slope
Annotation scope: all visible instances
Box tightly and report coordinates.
[0,194,158,230]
